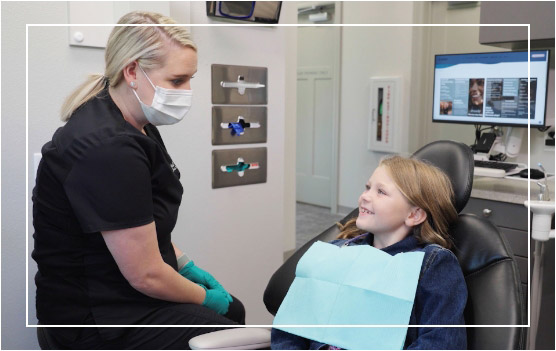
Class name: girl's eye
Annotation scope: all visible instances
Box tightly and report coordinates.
[378,188,386,195]
[365,185,370,191]
[172,79,184,86]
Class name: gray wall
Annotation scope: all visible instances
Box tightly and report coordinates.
[2,3,69,349]
[338,2,417,208]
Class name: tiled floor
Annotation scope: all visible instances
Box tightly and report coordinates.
[296,202,345,249]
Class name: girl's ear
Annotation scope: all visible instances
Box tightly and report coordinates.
[405,207,427,227]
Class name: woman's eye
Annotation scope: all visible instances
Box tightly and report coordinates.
[172,79,184,86]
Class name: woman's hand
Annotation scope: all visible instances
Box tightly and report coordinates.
[199,285,232,315]
[179,261,233,302]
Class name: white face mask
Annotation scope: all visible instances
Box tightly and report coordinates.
[132,65,193,126]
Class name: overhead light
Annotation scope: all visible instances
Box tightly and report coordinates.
[308,12,328,22]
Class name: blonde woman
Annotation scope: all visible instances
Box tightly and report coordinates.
[32,11,244,349]
[272,156,467,349]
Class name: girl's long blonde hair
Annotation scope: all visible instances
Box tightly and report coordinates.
[337,156,458,249]
[60,11,197,121]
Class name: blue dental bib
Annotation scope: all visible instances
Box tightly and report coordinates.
[273,241,424,350]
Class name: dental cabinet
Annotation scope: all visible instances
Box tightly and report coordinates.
[479,1,555,49]
[463,176,554,349]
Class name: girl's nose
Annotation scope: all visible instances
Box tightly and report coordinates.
[360,190,371,202]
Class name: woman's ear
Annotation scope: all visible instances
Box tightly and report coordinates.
[405,207,427,227]
[122,60,138,86]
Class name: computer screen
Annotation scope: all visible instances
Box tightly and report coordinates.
[432,50,550,127]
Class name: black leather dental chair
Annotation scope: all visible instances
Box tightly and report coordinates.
[167,141,527,349]
[263,140,525,350]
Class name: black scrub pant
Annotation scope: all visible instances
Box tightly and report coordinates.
[42,297,245,350]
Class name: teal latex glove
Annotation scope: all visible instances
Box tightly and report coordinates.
[180,261,232,302]
[200,285,231,315]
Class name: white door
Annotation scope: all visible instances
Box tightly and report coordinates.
[296,25,339,208]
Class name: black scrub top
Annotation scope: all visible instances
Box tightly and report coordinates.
[32,85,184,340]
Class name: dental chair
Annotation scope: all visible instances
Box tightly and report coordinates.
[163,141,531,350]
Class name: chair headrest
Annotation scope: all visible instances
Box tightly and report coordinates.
[412,140,474,213]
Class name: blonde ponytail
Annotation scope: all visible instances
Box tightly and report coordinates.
[60,74,106,121]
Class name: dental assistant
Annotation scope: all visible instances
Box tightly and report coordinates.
[32,11,244,349]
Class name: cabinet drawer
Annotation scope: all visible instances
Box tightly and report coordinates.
[500,228,528,257]
[515,256,529,284]
[463,198,527,231]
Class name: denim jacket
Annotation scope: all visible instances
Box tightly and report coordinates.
[271,234,467,350]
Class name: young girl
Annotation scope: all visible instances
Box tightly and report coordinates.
[272,156,467,350]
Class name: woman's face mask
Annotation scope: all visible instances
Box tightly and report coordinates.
[132,65,193,126]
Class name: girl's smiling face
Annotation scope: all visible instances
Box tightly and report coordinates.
[356,166,415,238]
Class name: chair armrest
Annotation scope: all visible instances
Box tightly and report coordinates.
[189,327,271,350]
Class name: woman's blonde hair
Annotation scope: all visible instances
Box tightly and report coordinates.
[61,11,197,121]
[337,156,458,249]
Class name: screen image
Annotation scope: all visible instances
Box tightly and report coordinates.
[432,51,549,127]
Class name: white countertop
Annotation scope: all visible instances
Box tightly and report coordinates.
[471,175,555,205]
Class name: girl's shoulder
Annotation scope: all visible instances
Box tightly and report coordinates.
[419,243,456,256]
[418,243,462,275]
